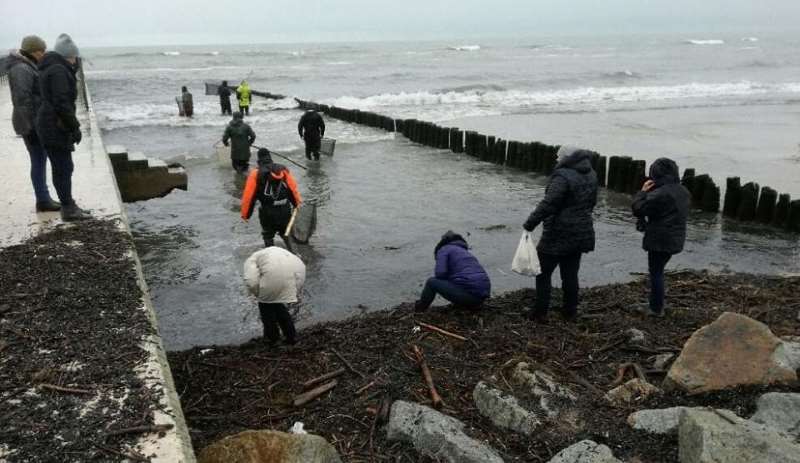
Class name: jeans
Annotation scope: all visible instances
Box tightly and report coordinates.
[418,277,483,310]
[258,303,296,343]
[46,148,74,205]
[648,251,672,313]
[534,252,582,316]
[23,134,53,203]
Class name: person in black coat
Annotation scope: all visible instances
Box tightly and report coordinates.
[523,145,598,322]
[35,33,89,221]
[217,80,232,115]
[297,110,325,160]
[631,157,690,317]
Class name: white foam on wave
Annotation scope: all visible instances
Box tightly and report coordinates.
[686,39,725,45]
[162,51,181,56]
[742,37,759,42]
[448,45,481,52]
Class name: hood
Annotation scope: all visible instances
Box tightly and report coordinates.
[555,145,593,173]
[38,51,73,73]
[4,50,36,72]
[649,158,680,185]
[229,118,244,127]
[434,231,468,256]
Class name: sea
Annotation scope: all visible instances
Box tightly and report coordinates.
[83,33,800,350]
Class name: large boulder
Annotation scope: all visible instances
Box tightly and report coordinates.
[750,392,800,440]
[547,440,621,463]
[198,430,341,463]
[473,381,540,435]
[665,312,800,394]
[386,400,504,463]
[678,408,800,463]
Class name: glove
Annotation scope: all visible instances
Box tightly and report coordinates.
[523,221,535,232]
[223,141,229,147]
[72,130,82,145]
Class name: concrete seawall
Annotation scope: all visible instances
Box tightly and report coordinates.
[0,75,195,460]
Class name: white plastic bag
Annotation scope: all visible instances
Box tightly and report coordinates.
[511,231,540,276]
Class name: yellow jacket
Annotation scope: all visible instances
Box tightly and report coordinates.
[237,81,251,106]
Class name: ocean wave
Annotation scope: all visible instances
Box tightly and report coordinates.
[162,51,181,56]
[434,84,506,94]
[97,50,221,59]
[686,39,725,45]
[448,45,481,52]
[602,70,642,80]
[742,37,759,42]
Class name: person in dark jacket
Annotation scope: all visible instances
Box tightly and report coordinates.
[297,110,325,160]
[222,112,256,173]
[35,33,90,222]
[181,86,193,117]
[217,80,232,115]
[523,145,598,322]
[6,35,60,212]
[631,158,690,317]
[241,149,302,253]
[414,231,491,312]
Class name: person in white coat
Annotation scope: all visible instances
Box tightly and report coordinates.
[244,246,306,345]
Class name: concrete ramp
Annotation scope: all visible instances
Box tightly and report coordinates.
[107,145,188,202]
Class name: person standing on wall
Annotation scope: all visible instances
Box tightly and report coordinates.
[236,80,251,115]
[243,245,305,346]
[35,33,90,222]
[523,145,598,322]
[222,112,256,174]
[217,80,232,115]
[6,35,60,212]
[297,109,326,161]
[241,148,302,253]
[631,158,690,317]
[181,86,193,117]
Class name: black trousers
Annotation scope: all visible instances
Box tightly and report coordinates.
[231,159,249,173]
[259,205,293,252]
[239,104,250,115]
[258,303,296,343]
[304,134,321,160]
[220,98,232,115]
[534,252,582,316]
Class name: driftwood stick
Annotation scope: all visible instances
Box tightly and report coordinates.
[293,380,337,407]
[302,368,346,390]
[332,348,366,379]
[106,424,174,437]
[411,345,443,409]
[417,322,467,342]
[39,383,93,395]
[355,380,377,396]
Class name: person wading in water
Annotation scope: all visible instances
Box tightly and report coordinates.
[297,109,326,160]
[222,112,256,173]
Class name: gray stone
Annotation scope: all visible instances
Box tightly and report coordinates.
[512,362,576,417]
[386,400,504,463]
[198,430,342,463]
[678,408,800,463]
[774,340,800,372]
[605,378,660,406]
[627,407,729,435]
[626,328,646,344]
[652,353,675,370]
[750,393,800,439]
[547,440,621,463]
[473,381,540,436]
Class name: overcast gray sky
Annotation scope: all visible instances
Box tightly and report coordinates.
[2,0,798,48]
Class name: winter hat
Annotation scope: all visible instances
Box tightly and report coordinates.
[20,35,46,54]
[257,148,272,164]
[556,145,580,166]
[233,111,243,120]
[53,33,79,59]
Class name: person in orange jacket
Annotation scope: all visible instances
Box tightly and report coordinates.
[241,148,302,252]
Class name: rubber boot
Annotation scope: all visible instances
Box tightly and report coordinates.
[61,202,91,222]
[36,199,61,212]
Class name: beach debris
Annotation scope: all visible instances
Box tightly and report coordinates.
[605,378,661,406]
[386,400,504,463]
[411,345,444,409]
[416,321,467,342]
[293,380,338,407]
[289,422,307,435]
[625,328,647,344]
[652,353,675,370]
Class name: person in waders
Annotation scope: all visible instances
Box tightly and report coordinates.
[222,112,256,173]
[217,80,232,115]
[297,109,326,160]
[241,148,302,253]
[181,86,193,117]
[236,80,251,115]
[244,245,305,346]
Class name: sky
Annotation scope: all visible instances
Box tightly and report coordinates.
[2,0,799,48]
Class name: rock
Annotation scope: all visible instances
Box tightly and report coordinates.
[386,400,504,463]
[775,340,800,372]
[604,378,660,406]
[627,406,728,435]
[678,408,800,463]
[473,381,540,436]
[547,440,621,463]
[652,353,675,370]
[750,392,800,439]
[512,362,576,417]
[665,312,798,394]
[198,430,342,463]
[625,328,646,344]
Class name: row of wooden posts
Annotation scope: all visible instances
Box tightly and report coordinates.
[294,98,800,232]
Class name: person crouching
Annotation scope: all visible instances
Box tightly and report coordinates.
[244,245,305,346]
[414,231,491,312]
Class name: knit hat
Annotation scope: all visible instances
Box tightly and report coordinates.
[20,35,46,54]
[257,148,272,165]
[53,33,79,59]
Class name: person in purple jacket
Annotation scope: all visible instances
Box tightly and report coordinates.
[414,231,491,312]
